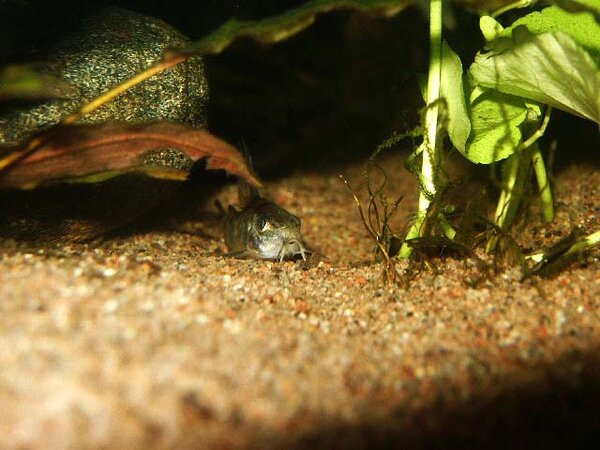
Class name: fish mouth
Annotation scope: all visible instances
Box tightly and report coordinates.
[277,239,309,262]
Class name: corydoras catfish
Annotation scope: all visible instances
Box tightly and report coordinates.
[223,152,308,262]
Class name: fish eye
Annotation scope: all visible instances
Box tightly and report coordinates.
[257,217,270,232]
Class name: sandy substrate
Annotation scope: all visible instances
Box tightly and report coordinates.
[1,155,599,449]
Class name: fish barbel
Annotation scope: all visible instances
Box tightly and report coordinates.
[223,152,308,262]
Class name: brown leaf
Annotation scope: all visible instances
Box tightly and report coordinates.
[0,121,262,189]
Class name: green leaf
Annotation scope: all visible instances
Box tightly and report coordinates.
[464,90,536,164]
[470,30,600,123]
[503,3,600,58]
[440,41,471,152]
[553,0,600,25]
[479,15,504,42]
[183,0,410,55]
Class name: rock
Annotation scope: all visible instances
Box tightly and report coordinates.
[0,7,208,146]
[0,7,210,241]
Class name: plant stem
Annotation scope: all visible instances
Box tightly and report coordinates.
[494,153,523,231]
[486,151,529,253]
[491,0,535,18]
[528,229,600,263]
[521,106,552,151]
[62,53,188,125]
[438,213,456,240]
[489,105,553,248]
[399,0,443,259]
[531,144,554,223]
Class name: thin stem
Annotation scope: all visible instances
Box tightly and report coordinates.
[531,144,554,223]
[521,106,552,152]
[63,52,187,125]
[438,213,456,240]
[494,153,521,230]
[487,151,529,253]
[399,0,443,259]
[340,175,391,261]
[490,105,552,240]
[492,0,535,18]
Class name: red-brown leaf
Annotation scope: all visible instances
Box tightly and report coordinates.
[0,121,262,189]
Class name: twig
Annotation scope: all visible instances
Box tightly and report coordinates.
[340,174,401,284]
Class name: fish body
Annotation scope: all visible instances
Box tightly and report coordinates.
[223,166,307,261]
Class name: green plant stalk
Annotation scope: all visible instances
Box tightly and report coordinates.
[528,229,600,264]
[487,150,529,253]
[438,213,456,240]
[490,106,553,241]
[491,0,535,18]
[399,0,443,259]
[488,143,553,252]
[531,144,554,223]
[494,152,527,231]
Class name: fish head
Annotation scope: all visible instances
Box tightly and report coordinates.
[246,201,307,261]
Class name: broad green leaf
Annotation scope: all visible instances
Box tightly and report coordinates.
[464,90,537,164]
[470,30,600,123]
[183,0,410,55]
[440,41,471,152]
[503,3,600,58]
[553,0,600,25]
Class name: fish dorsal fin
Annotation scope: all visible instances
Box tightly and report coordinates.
[238,140,261,208]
